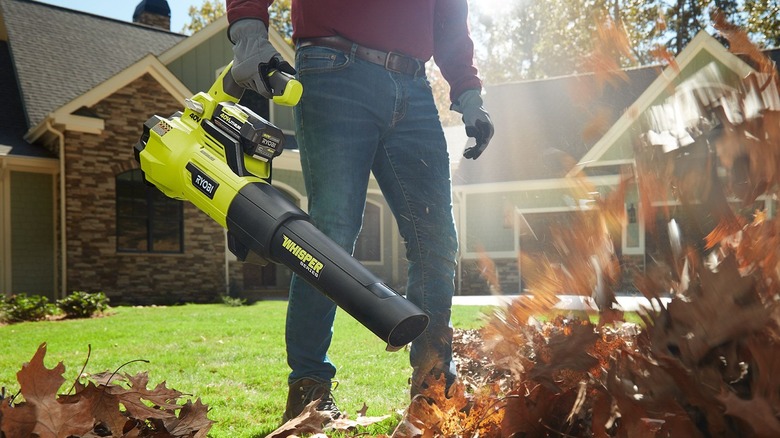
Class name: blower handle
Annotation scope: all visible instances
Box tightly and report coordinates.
[213,61,302,107]
[267,68,303,107]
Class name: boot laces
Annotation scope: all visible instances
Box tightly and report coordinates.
[304,380,340,418]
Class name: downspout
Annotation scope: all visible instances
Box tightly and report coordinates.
[45,118,67,299]
[224,229,230,297]
[1,160,8,295]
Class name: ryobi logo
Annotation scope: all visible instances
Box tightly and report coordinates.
[281,234,324,278]
[261,137,277,148]
[186,163,219,199]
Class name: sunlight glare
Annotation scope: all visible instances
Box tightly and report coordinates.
[472,0,514,17]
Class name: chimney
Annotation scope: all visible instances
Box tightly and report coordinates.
[133,0,171,31]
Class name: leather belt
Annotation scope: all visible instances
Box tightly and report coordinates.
[297,36,425,77]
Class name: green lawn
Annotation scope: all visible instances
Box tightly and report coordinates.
[0,302,491,437]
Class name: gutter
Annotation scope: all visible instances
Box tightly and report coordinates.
[44,117,67,299]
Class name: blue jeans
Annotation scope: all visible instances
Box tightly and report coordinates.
[285,44,459,386]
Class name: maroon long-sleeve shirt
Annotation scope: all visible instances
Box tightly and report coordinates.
[226,0,481,102]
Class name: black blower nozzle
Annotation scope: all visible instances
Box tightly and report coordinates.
[226,182,429,350]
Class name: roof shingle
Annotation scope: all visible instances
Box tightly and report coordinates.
[0,0,185,129]
[0,40,53,157]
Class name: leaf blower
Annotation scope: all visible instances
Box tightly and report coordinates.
[133,63,429,350]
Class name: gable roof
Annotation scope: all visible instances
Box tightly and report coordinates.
[0,40,53,158]
[0,0,185,132]
[452,65,661,185]
[23,53,192,142]
[569,31,756,176]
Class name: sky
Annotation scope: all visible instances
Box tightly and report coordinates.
[36,0,206,34]
[33,0,512,35]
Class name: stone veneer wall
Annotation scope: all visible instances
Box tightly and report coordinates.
[619,254,644,294]
[459,259,520,295]
[459,254,645,296]
[63,73,226,304]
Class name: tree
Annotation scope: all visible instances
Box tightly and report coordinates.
[659,0,740,53]
[428,64,463,127]
[469,0,778,84]
[181,0,292,47]
[269,0,293,46]
[469,0,539,83]
[181,0,225,35]
[742,0,780,48]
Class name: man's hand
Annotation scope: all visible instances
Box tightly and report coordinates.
[229,19,296,99]
[452,89,494,160]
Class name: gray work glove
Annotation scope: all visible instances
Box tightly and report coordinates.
[229,18,296,99]
[452,89,494,160]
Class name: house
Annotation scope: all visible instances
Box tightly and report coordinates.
[450,65,661,293]
[0,0,258,303]
[454,33,780,295]
[1,0,776,304]
[0,0,412,304]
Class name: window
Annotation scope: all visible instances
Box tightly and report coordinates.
[354,201,381,262]
[116,169,183,253]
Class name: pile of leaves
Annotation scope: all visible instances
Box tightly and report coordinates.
[0,343,212,437]
[384,15,780,438]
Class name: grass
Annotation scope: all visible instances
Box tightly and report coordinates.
[0,302,492,437]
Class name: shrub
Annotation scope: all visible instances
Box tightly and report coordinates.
[0,293,57,322]
[220,294,246,307]
[57,291,109,318]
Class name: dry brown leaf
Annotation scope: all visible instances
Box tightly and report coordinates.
[0,344,213,437]
[0,397,37,438]
[476,245,501,294]
[718,390,780,438]
[15,343,96,438]
[266,400,330,438]
[329,413,391,430]
[164,398,213,437]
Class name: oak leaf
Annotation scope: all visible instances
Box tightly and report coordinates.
[266,400,330,438]
[15,343,96,438]
[0,397,37,437]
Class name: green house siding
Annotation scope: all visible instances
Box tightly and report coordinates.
[10,171,54,297]
[597,130,638,163]
[272,168,305,195]
[273,105,295,133]
[462,183,619,255]
[464,193,514,253]
[166,36,233,94]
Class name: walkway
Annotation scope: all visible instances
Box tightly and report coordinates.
[452,294,670,312]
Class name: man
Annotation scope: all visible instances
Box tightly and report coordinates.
[225,0,494,422]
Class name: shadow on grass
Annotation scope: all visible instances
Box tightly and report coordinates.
[249,427,278,438]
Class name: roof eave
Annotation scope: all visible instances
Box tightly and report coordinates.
[25,54,191,143]
[0,153,58,171]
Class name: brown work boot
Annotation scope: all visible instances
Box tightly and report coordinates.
[282,377,342,422]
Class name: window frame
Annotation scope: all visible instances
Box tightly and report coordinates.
[115,169,184,254]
